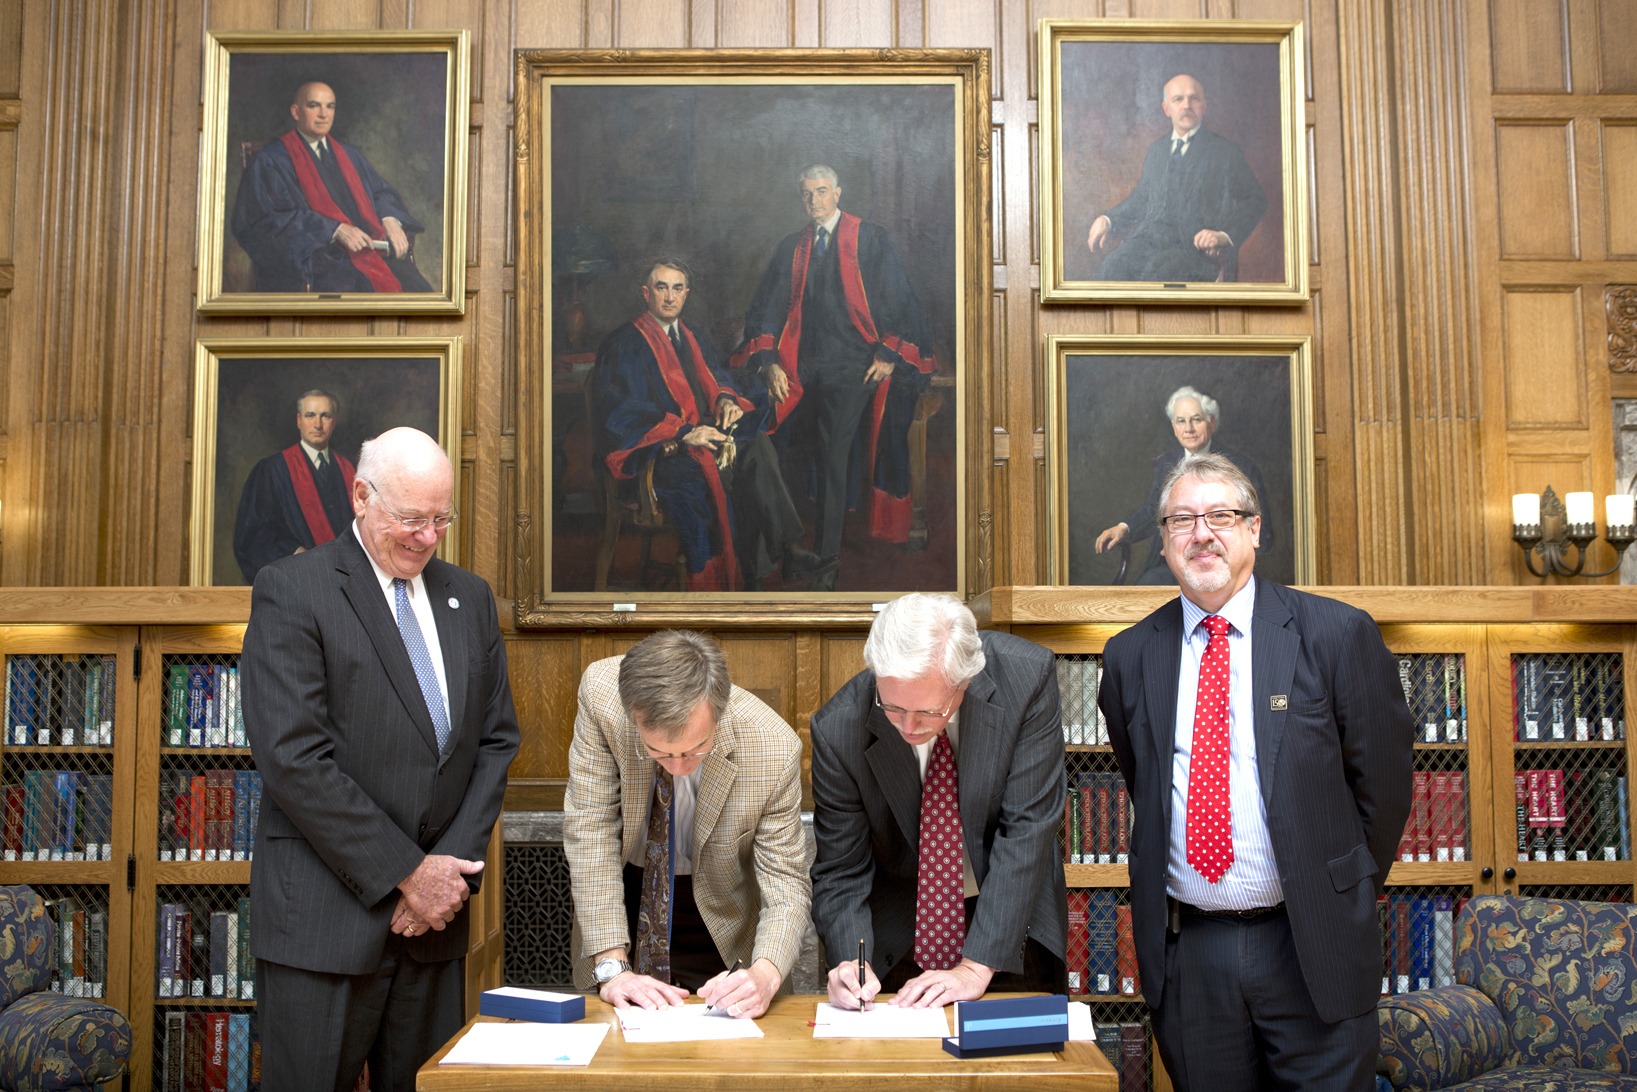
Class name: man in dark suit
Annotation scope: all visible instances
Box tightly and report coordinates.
[1098,452,1412,1091]
[242,426,520,1092]
[1086,74,1268,283]
[1094,386,1274,585]
[233,388,357,584]
[810,593,1068,1009]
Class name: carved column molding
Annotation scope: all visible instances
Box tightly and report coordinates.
[1610,286,1637,373]
[1391,0,1486,583]
[1337,0,1411,583]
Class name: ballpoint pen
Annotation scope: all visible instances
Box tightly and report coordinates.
[706,958,744,1013]
[857,938,866,1009]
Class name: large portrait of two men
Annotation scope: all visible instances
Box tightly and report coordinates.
[515,51,991,606]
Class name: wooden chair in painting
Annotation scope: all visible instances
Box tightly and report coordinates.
[584,363,689,593]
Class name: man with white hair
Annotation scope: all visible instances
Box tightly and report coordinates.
[809,593,1068,1008]
[1095,384,1273,584]
[242,426,519,1091]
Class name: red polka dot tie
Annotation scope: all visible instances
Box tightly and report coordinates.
[1188,615,1234,884]
[914,732,964,971]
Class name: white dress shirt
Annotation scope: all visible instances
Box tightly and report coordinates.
[349,521,450,731]
[912,711,980,899]
[299,439,332,469]
[625,764,702,875]
[1166,576,1284,910]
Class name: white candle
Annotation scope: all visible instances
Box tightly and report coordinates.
[1566,491,1595,525]
[1513,493,1541,527]
[1607,494,1635,529]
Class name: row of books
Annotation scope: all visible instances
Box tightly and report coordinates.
[1397,654,1468,743]
[2,771,113,860]
[1064,771,1131,864]
[4,654,117,746]
[160,770,263,862]
[1397,771,1468,862]
[1512,654,1626,741]
[1378,894,1460,994]
[166,664,247,749]
[158,1012,260,1092]
[1056,655,1107,745]
[1514,769,1630,861]
[1092,1023,1146,1092]
[1065,891,1138,997]
[41,894,109,998]
[158,899,255,1000]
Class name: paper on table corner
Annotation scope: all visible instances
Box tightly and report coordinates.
[810,1002,951,1038]
[438,1021,610,1066]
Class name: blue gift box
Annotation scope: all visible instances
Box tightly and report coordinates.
[941,994,1068,1059]
[478,987,586,1024]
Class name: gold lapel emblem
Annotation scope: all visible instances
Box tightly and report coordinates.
[1270,695,1289,711]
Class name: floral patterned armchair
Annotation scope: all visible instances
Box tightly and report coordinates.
[0,886,131,1092]
[1377,895,1637,1091]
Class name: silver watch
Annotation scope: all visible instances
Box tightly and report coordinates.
[593,958,632,985]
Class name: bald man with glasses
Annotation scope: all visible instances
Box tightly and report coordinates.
[564,630,810,1019]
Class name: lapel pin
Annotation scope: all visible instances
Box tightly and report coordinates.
[1270,695,1288,711]
[448,597,460,609]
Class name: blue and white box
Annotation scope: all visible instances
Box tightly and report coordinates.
[942,994,1069,1059]
[478,987,586,1024]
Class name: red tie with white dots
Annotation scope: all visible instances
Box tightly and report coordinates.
[1187,615,1234,884]
[913,733,964,971]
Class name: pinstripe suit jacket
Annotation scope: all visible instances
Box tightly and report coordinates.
[1098,579,1413,1023]
[809,631,1069,978]
[242,528,520,974]
[564,656,810,989]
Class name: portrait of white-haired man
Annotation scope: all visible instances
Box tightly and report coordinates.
[809,593,1069,1010]
[1094,384,1273,585]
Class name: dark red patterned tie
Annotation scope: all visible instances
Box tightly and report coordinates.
[914,733,964,970]
[1187,615,1234,884]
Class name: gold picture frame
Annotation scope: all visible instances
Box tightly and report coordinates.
[1043,334,1315,586]
[189,337,462,586]
[1038,19,1308,304]
[196,30,470,314]
[512,49,993,623]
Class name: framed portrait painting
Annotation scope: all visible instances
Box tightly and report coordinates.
[1038,20,1308,304]
[189,337,462,586]
[195,30,469,314]
[1043,335,1314,587]
[512,50,992,616]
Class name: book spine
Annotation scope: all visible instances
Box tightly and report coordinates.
[1378,895,1391,995]
[184,1013,204,1091]
[1432,771,1451,862]
[1119,1024,1145,1092]
[1421,656,1439,742]
[158,904,175,998]
[1444,654,1460,742]
[210,911,228,997]
[188,909,205,997]
[1,784,20,861]
[249,772,262,859]
[1393,896,1411,994]
[188,666,205,748]
[1599,653,1618,741]
[1056,659,1069,744]
[1599,771,1619,861]
[190,775,206,861]
[1451,771,1467,862]
[1091,892,1114,995]
[99,654,114,745]
[1620,776,1630,861]
[1065,890,1089,994]
[1413,771,1431,862]
[1096,777,1113,864]
[166,666,186,746]
[1574,657,1590,741]
[89,910,106,998]
[1517,772,1530,861]
[234,770,249,860]
[1062,790,1073,865]
[1412,897,1433,991]
[205,1011,229,1092]
[1115,780,1130,864]
[237,896,254,999]
[1528,770,1549,861]
[1115,905,1137,995]
[1433,896,1455,987]
[229,1014,250,1092]
[163,1012,184,1092]
[1547,769,1567,860]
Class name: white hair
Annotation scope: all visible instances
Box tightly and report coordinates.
[354,430,452,494]
[798,163,839,187]
[1164,385,1220,428]
[862,593,986,688]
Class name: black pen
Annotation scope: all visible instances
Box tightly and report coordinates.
[857,938,866,1008]
[707,958,744,1012]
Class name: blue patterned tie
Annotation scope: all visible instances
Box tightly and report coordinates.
[393,577,450,754]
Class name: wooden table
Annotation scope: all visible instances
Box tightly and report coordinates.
[416,993,1119,1090]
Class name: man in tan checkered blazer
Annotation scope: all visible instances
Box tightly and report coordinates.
[564,630,810,1018]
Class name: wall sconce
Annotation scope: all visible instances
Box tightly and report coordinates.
[1511,486,1636,578]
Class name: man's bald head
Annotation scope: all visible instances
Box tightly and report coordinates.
[351,428,456,579]
[290,82,337,142]
[1161,74,1207,138]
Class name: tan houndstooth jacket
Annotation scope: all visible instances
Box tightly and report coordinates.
[564,655,811,990]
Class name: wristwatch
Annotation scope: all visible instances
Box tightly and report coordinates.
[593,958,632,985]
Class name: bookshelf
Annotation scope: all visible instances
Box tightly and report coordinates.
[975,586,1637,1092]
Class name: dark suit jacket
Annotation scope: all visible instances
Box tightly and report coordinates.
[1103,127,1269,255]
[1119,441,1274,583]
[810,631,1069,976]
[242,528,520,975]
[1098,580,1412,1023]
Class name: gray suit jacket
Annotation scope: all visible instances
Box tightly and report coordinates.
[242,528,520,974]
[1098,579,1412,1023]
[810,631,1069,977]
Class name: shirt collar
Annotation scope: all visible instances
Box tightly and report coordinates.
[351,520,421,599]
[815,209,842,235]
[1180,574,1256,638]
[302,133,329,156]
[299,438,329,467]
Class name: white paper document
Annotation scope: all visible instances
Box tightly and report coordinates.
[438,1021,610,1066]
[618,1003,766,1042]
[484,986,581,1004]
[810,1002,951,1039]
[1067,1001,1096,1041]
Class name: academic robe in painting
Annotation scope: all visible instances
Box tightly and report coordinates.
[233,446,357,584]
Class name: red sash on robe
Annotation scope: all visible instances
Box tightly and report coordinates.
[280,130,402,293]
[282,445,356,546]
[604,315,753,591]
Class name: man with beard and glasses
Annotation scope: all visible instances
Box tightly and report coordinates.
[1097,452,1411,1092]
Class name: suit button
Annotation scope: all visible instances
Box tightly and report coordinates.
[419,824,428,835]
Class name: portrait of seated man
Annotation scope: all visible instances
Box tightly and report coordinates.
[1086,74,1268,283]
[231,80,432,294]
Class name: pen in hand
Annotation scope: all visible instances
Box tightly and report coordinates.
[857,938,867,1010]
[706,958,743,1013]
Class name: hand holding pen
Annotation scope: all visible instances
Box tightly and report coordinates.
[700,956,782,1019]
[824,938,881,1011]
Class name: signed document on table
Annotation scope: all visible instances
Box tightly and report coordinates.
[810,1003,952,1039]
[617,1003,767,1043]
[438,1022,611,1066]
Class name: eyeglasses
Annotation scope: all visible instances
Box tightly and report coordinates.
[643,743,714,761]
[1160,509,1251,535]
[873,686,961,721]
[365,479,459,532]
[1172,414,1208,428]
